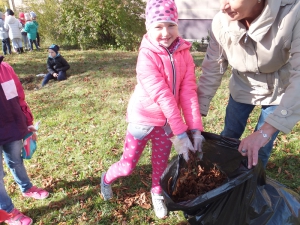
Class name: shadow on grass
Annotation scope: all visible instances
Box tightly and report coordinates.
[23,163,186,224]
[20,153,299,224]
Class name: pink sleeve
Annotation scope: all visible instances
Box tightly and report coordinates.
[179,50,203,131]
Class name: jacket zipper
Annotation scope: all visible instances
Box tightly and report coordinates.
[164,47,176,95]
[161,45,177,126]
[244,32,248,43]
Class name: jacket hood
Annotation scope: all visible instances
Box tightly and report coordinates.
[222,0,296,44]
[139,34,191,54]
[5,15,17,24]
[48,53,61,59]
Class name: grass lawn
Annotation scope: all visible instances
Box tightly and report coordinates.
[1,48,299,225]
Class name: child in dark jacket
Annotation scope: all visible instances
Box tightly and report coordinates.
[0,56,49,225]
[41,44,70,87]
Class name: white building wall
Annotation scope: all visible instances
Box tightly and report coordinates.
[177,0,220,19]
[176,0,220,40]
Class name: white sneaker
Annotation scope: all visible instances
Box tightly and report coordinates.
[151,192,168,219]
[101,172,113,200]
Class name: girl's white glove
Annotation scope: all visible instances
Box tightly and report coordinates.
[170,133,195,162]
[191,130,205,159]
[191,130,205,152]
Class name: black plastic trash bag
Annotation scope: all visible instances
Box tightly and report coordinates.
[160,132,300,225]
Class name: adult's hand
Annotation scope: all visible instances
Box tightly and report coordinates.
[238,123,278,169]
[53,73,58,78]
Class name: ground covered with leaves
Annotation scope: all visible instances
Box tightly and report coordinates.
[1,49,299,225]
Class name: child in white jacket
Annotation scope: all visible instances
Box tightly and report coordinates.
[4,9,23,54]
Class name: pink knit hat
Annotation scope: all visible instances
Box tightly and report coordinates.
[145,0,178,30]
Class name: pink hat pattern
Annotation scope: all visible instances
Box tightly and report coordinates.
[145,0,178,30]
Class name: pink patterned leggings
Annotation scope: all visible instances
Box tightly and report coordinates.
[104,126,173,194]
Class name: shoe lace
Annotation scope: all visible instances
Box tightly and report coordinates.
[103,184,111,194]
[152,195,165,210]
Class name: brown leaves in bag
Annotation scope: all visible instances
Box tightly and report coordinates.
[169,151,227,202]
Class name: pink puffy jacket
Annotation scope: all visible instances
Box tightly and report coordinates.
[126,34,203,135]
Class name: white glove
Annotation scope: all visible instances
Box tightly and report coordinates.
[191,130,205,152]
[170,134,195,162]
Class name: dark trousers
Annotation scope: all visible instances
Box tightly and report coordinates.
[2,38,11,55]
[42,71,67,86]
[36,32,40,47]
[29,39,39,50]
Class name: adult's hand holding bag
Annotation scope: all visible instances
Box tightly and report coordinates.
[22,121,40,159]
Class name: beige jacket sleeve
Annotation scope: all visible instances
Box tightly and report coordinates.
[265,11,300,133]
[197,29,228,116]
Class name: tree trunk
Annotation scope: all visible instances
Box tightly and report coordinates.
[8,0,16,12]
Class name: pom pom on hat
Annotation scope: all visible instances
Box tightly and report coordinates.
[30,11,36,18]
[145,0,178,30]
[48,44,59,54]
[24,13,31,21]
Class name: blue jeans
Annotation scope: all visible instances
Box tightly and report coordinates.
[42,71,67,87]
[221,95,280,168]
[0,140,32,212]
[2,38,11,55]
[21,33,30,50]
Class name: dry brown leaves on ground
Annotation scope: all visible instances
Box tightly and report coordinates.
[115,188,152,211]
[168,151,228,202]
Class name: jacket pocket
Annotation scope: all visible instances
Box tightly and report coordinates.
[278,64,290,93]
[1,79,18,100]
[243,73,272,95]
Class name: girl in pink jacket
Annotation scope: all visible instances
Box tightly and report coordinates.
[101,0,203,219]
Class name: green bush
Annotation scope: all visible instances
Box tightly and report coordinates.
[28,0,146,50]
[192,41,201,52]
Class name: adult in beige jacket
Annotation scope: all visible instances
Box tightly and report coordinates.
[198,0,300,169]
